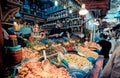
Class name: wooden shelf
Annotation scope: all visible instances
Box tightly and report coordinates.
[20,12,44,19]
[70,25,82,28]
[45,8,67,16]
[69,17,81,20]
[47,16,69,22]
[1,22,14,26]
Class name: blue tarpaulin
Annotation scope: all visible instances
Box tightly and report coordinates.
[20,27,32,35]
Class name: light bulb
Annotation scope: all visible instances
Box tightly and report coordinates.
[64,5,66,9]
[79,9,88,15]
[14,21,17,26]
[94,19,99,26]
[55,1,58,6]
[69,9,72,14]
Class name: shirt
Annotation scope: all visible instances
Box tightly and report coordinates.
[97,40,111,58]
[49,28,63,38]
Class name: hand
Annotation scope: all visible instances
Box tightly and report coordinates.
[55,34,59,37]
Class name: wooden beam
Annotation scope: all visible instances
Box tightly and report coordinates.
[1,0,22,22]
[74,0,109,10]
[74,0,82,7]
[2,7,20,22]
[86,4,109,10]
[0,4,2,21]
[0,23,4,77]
[7,0,22,7]
[36,17,45,21]
[0,3,4,77]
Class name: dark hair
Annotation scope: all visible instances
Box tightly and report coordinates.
[102,34,108,39]
[67,28,72,33]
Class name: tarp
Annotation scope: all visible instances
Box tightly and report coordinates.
[20,27,32,35]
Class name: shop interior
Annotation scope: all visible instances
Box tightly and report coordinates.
[0,0,120,78]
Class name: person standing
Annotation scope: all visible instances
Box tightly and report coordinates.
[48,23,70,43]
[97,34,111,68]
[101,44,120,78]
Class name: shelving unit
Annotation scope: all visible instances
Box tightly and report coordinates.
[46,8,69,22]
[41,7,84,33]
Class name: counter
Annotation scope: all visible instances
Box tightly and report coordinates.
[89,55,104,78]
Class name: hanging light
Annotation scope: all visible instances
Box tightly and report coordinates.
[64,5,66,9]
[79,4,88,15]
[69,9,72,14]
[69,6,73,14]
[55,0,58,6]
[13,21,18,26]
[94,19,100,26]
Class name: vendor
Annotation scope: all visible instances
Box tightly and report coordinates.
[31,24,40,41]
[48,23,70,43]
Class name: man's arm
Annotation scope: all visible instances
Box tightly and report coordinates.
[49,34,59,38]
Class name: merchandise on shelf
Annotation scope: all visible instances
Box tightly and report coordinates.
[47,10,68,22]
[42,9,83,33]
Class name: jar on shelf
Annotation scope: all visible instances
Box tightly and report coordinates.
[9,35,18,46]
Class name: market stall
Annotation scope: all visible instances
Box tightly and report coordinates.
[9,39,103,78]
[0,0,111,77]
[89,55,103,78]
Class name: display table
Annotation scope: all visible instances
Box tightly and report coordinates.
[89,55,104,78]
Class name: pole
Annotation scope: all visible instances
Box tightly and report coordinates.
[0,22,4,77]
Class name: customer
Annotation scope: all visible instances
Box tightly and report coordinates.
[101,44,120,78]
[49,23,69,43]
[97,34,111,68]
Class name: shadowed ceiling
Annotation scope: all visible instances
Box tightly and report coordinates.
[74,0,110,18]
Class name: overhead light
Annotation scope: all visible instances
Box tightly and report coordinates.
[79,4,88,15]
[69,6,73,14]
[94,19,100,26]
[14,21,18,26]
[69,9,72,14]
[64,5,66,9]
[55,0,58,6]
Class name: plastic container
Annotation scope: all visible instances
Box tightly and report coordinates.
[8,45,21,51]
[7,45,22,65]
[69,69,86,78]
[87,57,96,64]
[9,35,18,46]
